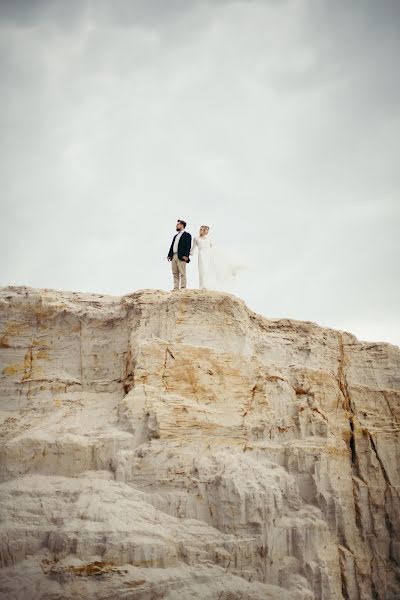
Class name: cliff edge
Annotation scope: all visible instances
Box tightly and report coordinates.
[0,287,399,600]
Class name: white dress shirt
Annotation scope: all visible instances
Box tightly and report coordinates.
[173,230,184,253]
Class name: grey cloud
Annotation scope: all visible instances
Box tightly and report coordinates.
[0,0,239,30]
[0,0,86,28]
[93,0,199,28]
[305,1,400,109]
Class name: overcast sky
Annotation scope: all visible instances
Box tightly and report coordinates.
[0,0,399,346]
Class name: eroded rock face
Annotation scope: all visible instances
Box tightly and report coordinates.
[0,286,399,600]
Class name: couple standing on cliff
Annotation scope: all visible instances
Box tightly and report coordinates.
[167,218,243,291]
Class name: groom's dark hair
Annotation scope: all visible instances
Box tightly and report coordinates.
[178,219,186,228]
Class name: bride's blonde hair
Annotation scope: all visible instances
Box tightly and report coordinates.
[200,225,210,233]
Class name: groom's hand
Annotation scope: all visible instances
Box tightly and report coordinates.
[182,256,188,262]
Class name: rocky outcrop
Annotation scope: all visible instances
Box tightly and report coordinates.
[0,286,399,600]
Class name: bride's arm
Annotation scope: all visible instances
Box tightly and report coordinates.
[190,237,197,256]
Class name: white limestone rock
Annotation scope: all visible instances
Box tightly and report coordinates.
[0,286,399,599]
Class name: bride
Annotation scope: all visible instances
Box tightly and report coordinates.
[190,225,244,290]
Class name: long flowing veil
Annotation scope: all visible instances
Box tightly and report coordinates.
[206,242,247,291]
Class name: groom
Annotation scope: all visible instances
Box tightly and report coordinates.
[167,219,192,290]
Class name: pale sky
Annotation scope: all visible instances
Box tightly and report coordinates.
[1,0,399,346]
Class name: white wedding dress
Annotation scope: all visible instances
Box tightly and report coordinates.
[190,236,244,290]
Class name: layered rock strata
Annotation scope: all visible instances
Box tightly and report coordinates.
[0,287,399,599]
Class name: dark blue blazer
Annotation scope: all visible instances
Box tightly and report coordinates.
[168,231,192,262]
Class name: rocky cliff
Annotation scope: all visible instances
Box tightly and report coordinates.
[0,287,399,600]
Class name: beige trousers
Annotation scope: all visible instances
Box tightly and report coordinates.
[171,254,187,289]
